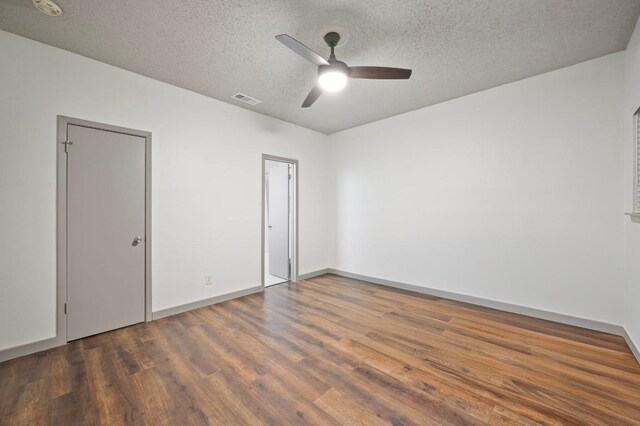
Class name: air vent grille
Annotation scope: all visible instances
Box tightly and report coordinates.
[232,93,262,105]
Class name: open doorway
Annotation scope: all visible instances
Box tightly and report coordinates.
[262,154,297,287]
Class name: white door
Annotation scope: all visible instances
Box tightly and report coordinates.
[66,124,146,341]
[267,161,290,280]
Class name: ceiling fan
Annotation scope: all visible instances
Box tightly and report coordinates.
[276,32,412,107]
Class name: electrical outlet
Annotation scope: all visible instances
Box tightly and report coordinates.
[205,274,213,285]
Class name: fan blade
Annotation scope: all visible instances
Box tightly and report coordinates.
[349,66,412,79]
[302,85,323,108]
[276,34,330,67]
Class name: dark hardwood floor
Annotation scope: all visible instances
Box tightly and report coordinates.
[1,274,640,425]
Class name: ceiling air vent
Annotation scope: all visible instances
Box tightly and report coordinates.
[231,93,262,106]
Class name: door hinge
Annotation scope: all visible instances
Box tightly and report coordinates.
[64,303,68,315]
[62,140,73,153]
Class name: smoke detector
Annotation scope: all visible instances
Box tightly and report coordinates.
[33,0,63,17]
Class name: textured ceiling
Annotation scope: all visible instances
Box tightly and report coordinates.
[1,0,639,134]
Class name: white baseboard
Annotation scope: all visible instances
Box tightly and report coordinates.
[313,268,624,336]
[152,285,263,319]
[0,285,264,364]
[3,273,638,366]
[316,268,640,364]
[298,269,331,280]
[624,329,640,364]
[0,336,61,364]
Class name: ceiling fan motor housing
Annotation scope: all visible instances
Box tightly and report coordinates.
[322,32,348,74]
[324,32,341,47]
[318,60,348,77]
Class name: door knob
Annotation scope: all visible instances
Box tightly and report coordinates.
[132,236,143,246]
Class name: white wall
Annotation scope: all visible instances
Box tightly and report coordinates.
[327,53,626,325]
[1,27,635,354]
[624,17,640,351]
[0,30,327,351]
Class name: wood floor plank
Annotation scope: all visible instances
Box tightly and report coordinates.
[1,274,639,425]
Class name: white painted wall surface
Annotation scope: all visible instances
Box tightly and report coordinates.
[0,28,635,355]
[327,53,626,325]
[0,30,327,351]
[624,17,640,351]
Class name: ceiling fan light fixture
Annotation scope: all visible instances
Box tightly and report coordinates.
[318,68,348,93]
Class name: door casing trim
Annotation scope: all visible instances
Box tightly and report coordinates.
[57,116,152,344]
[261,154,299,288]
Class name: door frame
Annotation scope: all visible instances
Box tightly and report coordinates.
[261,154,298,288]
[56,116,152,344]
